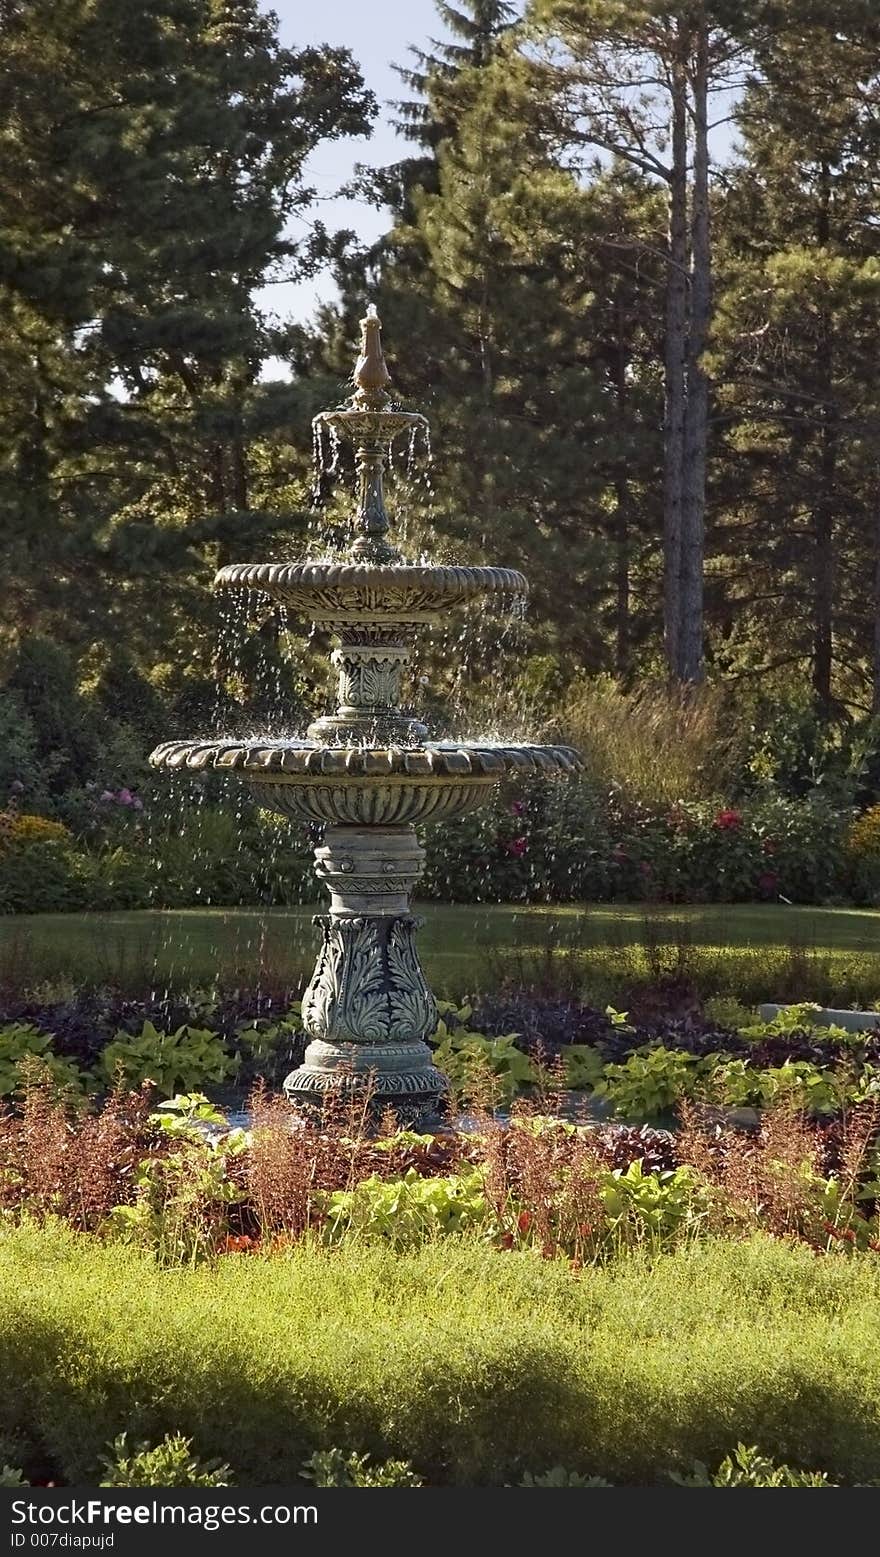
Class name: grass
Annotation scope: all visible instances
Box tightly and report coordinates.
[3,1221,880,1485]
[2,902,880,1002]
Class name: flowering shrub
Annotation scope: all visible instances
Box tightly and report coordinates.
[0,786,857,910]
[418,781,851,905]
[582,789,848,904]
[846,803,880,905]
[99,788,144,812]
[848,804,880,858]
[0,814,72,848]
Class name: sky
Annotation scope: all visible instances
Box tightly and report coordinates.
[257,0,446,331]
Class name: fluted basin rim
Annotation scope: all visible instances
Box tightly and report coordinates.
[214,561,528,598]
[150,738,581,779]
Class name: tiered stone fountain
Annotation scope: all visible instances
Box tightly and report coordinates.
[151,307,581,1124]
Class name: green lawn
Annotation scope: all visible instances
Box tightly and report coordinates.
[2,901,880,1001]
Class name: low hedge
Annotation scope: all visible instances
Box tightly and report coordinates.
[3,1223,880,1485]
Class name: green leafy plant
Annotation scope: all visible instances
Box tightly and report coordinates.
[716,1057,846,1115]
[604,1006,635,1031]
[674,1443,833,1488]
[108,1130,249,1264]
[562,1044,605,1090]
[0,1466,26,1487]
[301,1449,422,1487]
[0,1022,85,1097]
[149,1093,231,1138]
[235,1004,303,1059]
[596,1046,708,1121]
[99,1432,232,1487]
[519,1467,611,1487]
[321,1168,491,1248]
[97,1021,237,1097]
[598,1161,707,1248]
[432,1023,535,1104]
[739,1003,853,1042]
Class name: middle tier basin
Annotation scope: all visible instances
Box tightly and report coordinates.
[150,739,582,825]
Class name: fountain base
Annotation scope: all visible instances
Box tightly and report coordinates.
[282,825,448,1126]
[283,1038,447,1129]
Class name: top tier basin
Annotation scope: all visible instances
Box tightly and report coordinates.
[215,561,527,626]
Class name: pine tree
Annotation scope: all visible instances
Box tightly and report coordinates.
[523,0,752,685]
[0,0,375,689]
[711,0,880,715]
[312,45,666,691]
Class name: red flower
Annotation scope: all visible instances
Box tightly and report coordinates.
[510,800,525,817]
[713,808,742,831]
[222,1233,258,1254]
[507,836,528,858]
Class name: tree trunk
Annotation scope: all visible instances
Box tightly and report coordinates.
[663,30,688,680]
[869,474,880,718]
[812,411,836,717]
[812,162,834,717]
[680,11,710,685]
[614,289,630,677]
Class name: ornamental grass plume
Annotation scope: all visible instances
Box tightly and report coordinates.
[480,1101,606,1264]
[676,1099,826,1241]
[245,1083,323,1240]
[0,1064,153,1228]
[244,1076,421,1242]
[558,675,735,808]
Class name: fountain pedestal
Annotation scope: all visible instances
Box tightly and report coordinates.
[285,825,447,1125]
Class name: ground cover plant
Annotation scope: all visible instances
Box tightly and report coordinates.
[4,1221,880,1486]
[5,978,880,1127]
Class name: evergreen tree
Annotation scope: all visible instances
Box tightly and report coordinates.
[0,0,375,687]
[312,45,665,693]
[523,0,752,684]
[711,0,880,715]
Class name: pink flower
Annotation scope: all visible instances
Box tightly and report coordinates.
[713,808,742,831]
[132,796,144,811]
[99,790,115,803]
[507,836,528,858]
[510,800,525,817]
[117,788,134,806]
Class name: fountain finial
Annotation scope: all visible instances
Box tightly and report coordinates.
[310,304,427,562]
[352,303,392,406]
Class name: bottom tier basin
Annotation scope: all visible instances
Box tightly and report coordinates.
[149,738,582,824]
